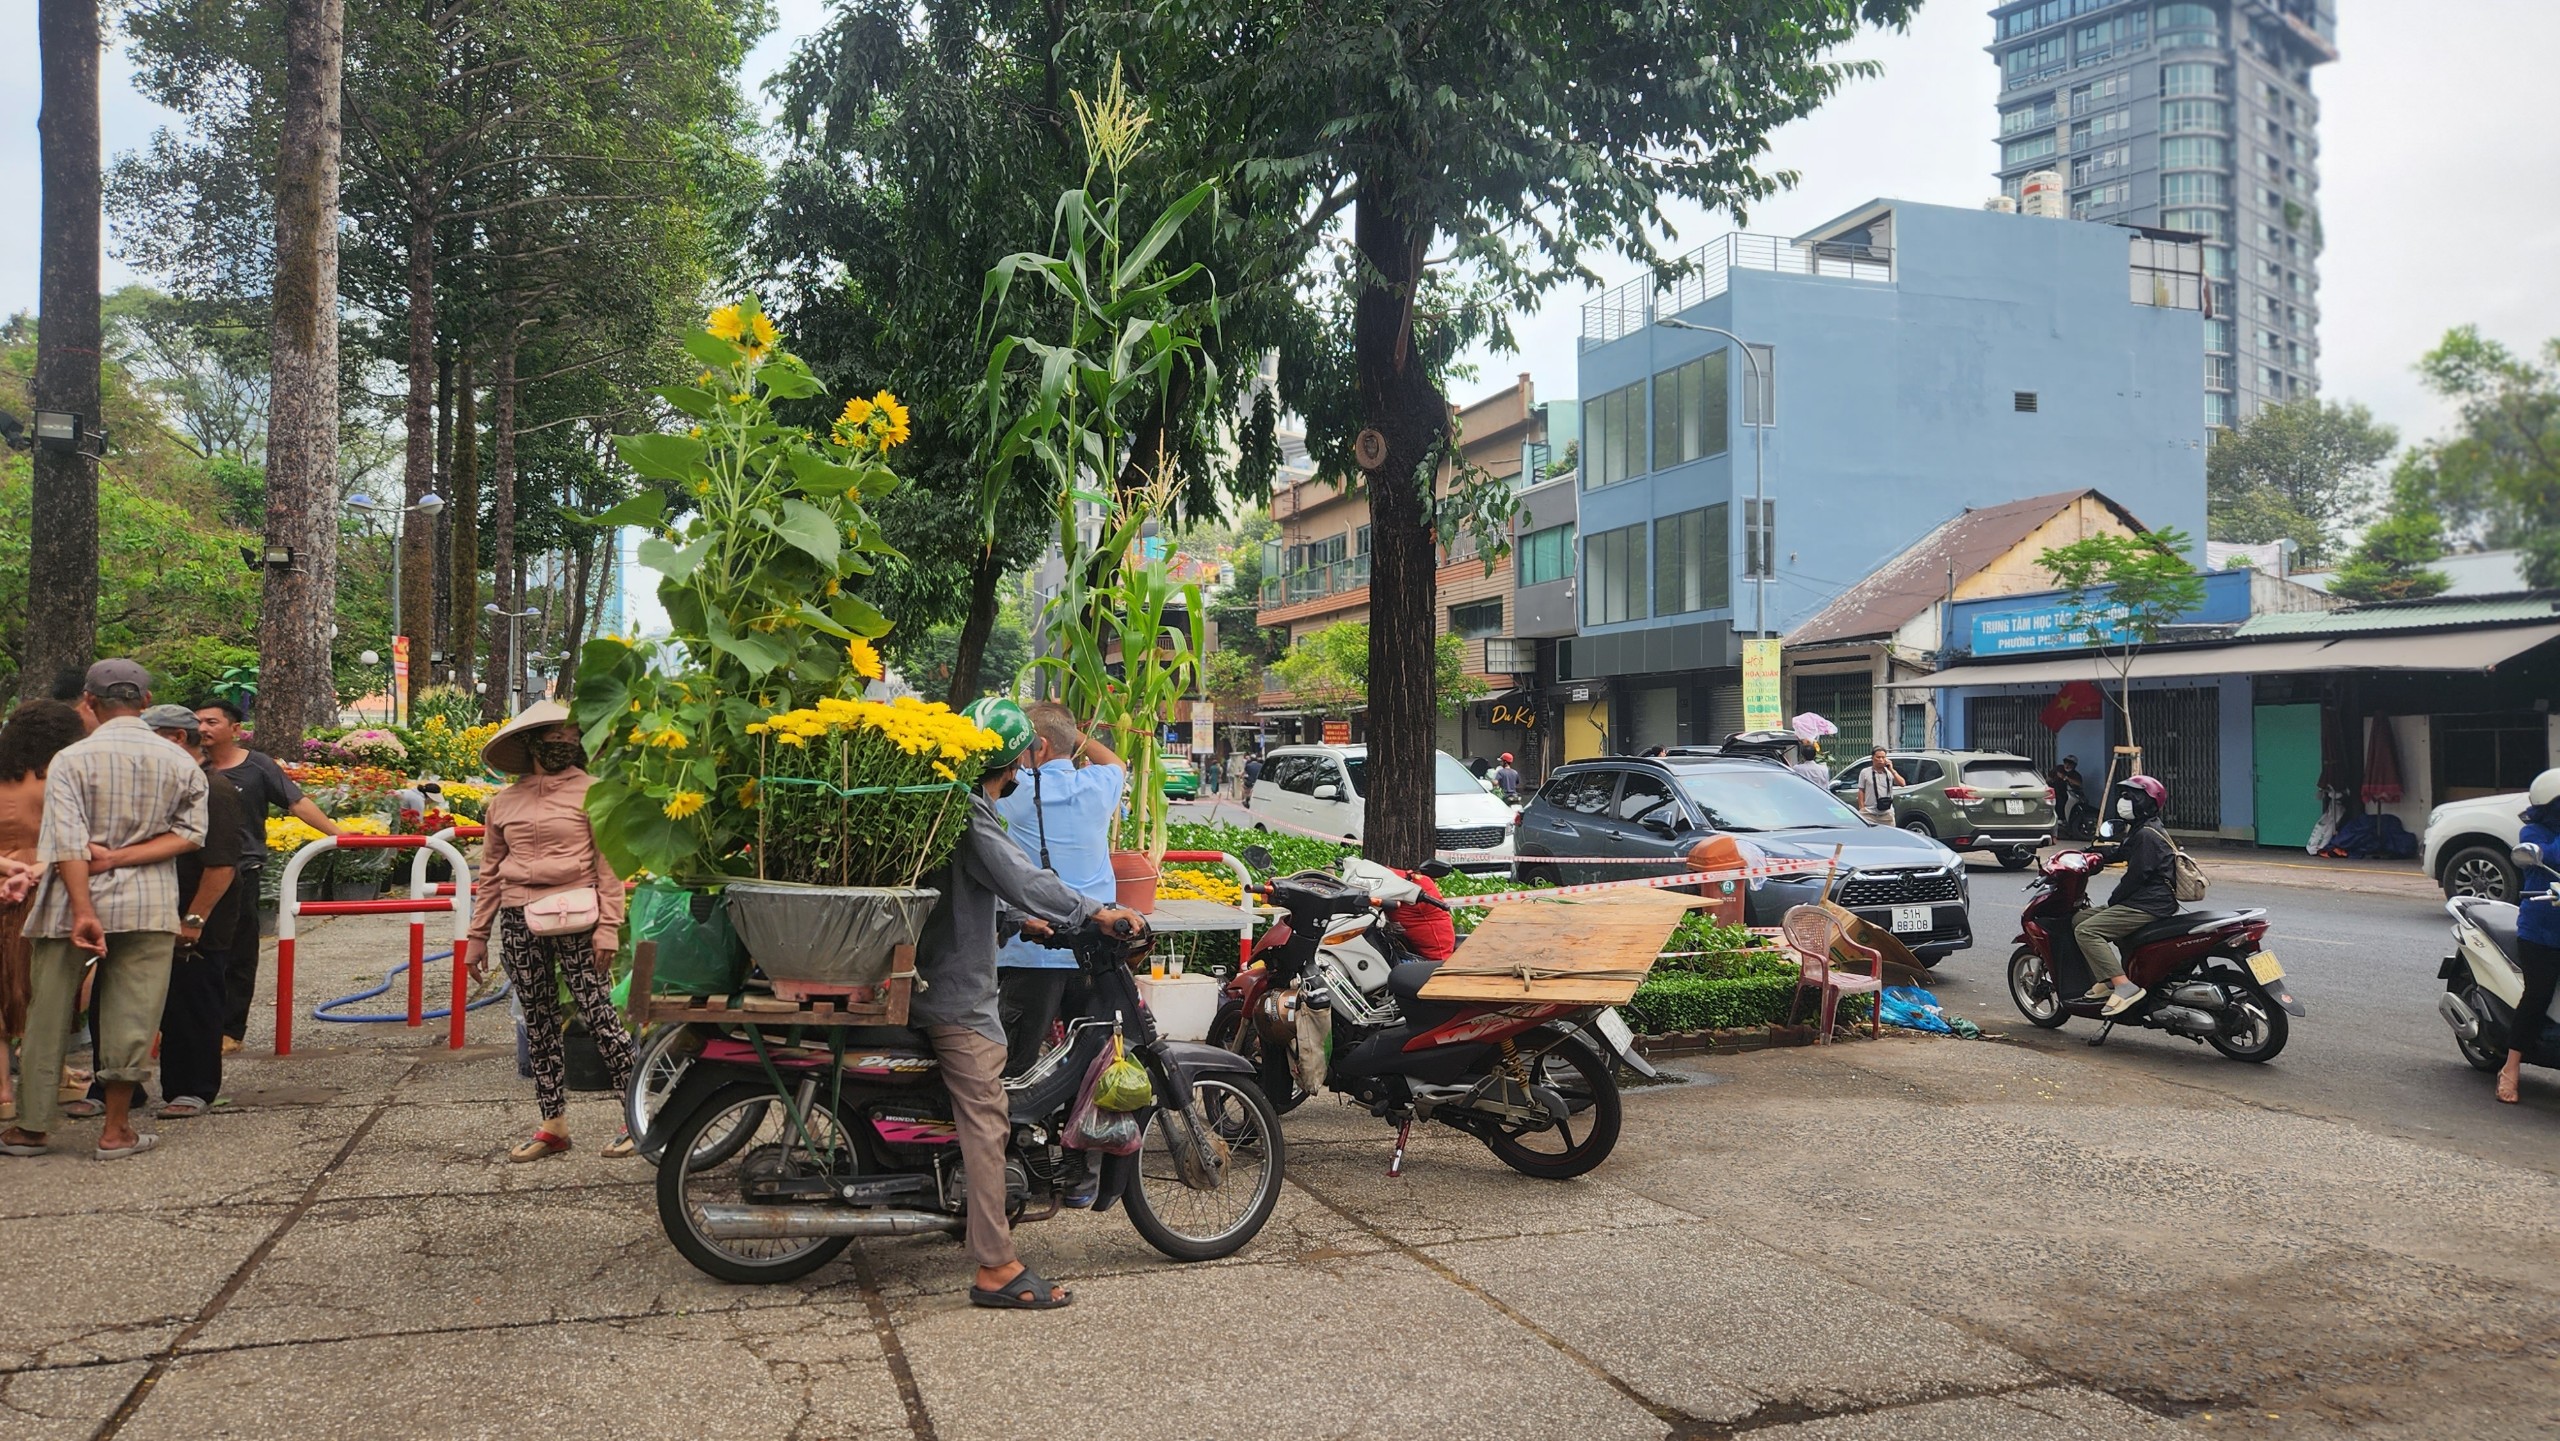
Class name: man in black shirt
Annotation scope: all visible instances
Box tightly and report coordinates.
[192,698,340,1049]
[2076,775,2177,1017]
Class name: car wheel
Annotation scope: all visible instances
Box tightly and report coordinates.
[1997,846,2036,871]
[2440,844,2517,903]
[1902,817,1936,839]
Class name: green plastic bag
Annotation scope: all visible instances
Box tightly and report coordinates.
[630,878,748,995]
[1092,1030,1156,1112]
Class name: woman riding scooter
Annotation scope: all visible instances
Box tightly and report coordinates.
[2077,774,2178,1017]
[2498,769,2560,1105]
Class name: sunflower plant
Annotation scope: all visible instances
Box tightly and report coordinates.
[744,696,1004,888]
[575,296,912,880]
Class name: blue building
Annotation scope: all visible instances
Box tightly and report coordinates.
[1532,197,2208,756]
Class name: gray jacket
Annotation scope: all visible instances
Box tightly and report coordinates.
[912,792,1103,1043]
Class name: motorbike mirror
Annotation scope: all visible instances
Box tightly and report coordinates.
[1416,858,1455,879]
[2516,842,2548,870]
[1241,844,1275,874]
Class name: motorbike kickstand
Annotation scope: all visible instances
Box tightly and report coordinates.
[2088,1020,2114,1048]
[1387,1118,1413,1179]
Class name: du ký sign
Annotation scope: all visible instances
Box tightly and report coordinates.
[1486,703,1537,729]
[1971,601,2131,655]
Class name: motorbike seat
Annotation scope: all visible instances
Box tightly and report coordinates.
[1386,958,1466,1031]
[2464,900,2521,958]
[2121,908,2259,949]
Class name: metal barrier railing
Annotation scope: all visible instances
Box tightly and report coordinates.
[273,826,478,1054]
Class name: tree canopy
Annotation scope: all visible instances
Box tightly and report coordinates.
[2205,395,2396,566]
[2393,326,2560,587]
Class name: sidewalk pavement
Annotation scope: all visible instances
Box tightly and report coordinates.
[4,913,2553,1440]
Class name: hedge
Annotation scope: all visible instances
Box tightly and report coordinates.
[1623,972,1871,1034]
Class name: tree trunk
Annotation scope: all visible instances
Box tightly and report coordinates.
[945,543,1007,705]
[557,538,592,698]
[431,349,453,671]
[1351,174,1449,868]
[396,194,439,669]
[252,0,345,748]
[446,361,479,697]
[481,334,519,720]
[23,0,103,700]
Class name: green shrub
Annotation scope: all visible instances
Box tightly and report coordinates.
[1622,971,1870,1035]
[132,636,256,707]
[1164,821,1349,877]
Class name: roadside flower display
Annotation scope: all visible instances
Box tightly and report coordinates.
[743,696,1003,889]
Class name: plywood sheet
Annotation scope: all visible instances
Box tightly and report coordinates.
[1418,888,1706,1005]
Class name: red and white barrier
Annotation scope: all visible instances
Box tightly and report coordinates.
[273,825,478,1054]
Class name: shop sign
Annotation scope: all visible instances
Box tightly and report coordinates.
[1322,719,1352,744]
[1486,702,1537,729]
[1971,601,2131,655]
[1742,639,1783,730]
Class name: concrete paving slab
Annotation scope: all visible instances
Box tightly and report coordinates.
[889,1246,1667,1441]
[1731,1383,2178,1440]
[1284,1129,1695,1247]
[0,1105,343,1219]
[318,1096,641,1200]
[0,1206,283,1369]
[1428,1226,2043,1423]
[121,1307,913,1441]
[0,1360,150,1440]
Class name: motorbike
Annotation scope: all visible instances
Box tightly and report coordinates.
[2005,848,2304,1062]
[643,918,1286,1283]
[2437,842,2560,1076]
[1211,864,1652,1179]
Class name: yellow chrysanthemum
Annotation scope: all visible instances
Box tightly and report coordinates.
[705,305,746,343]
[652,728,689,750]
[845,635,884,681]
[662,790,707,820]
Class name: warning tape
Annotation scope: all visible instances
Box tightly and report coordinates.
[1174,797,1821,867]
[1447,858,1838,906]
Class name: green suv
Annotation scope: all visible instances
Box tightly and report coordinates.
[1830,749,2055,870]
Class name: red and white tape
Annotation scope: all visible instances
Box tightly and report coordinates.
[1175,797,1791,865]
[1448,857,1837,906]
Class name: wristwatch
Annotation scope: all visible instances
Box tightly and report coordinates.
[182,914,207,928]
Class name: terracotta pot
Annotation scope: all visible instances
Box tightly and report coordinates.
[1110,850,1160,912]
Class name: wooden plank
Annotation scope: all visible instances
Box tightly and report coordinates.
[625,940,657,1033]
[641,965,913,1028]
[1418,888,1706,1006]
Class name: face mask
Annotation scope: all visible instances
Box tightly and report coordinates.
[2115,797,2136,820]
[529,738,585,772]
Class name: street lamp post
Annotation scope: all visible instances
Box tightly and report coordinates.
[483,603,542,716]
[347,492,446,723]
[1653,318,1770,636]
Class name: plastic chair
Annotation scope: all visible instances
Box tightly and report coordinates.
[1781,905,1884,1043]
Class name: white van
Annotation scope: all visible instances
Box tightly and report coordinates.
[1246,744,1515,859]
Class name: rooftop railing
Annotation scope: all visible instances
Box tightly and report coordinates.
[1259,553,1372,610]
[1580,233,1894,350]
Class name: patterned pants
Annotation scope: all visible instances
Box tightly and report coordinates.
[497,908,635,1121]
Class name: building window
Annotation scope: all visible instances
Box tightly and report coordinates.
[1742,498,1775,580]
[2068,110,2128,149]
[1651,349,1729,471]
[2069,71,2130,115]
[2202,244,2229,276]
[1742,345,1775,427]
[2155,3,2219,49]
[2002,35,2068,82]
[1581,524,1648,626]
[2160,98,2225,133]
[2071,182,2128,216]
[2205,392,2232,428]
[2204,317,2232,352]
[1584,380,1645,489]
[2205,353,2234,390]
[2161,61,2224,96]
[1652,505,1730,617]
[2001,98,2057,135]
[1448,599,1504,640]
[1517,522,1576,586]
[2073,10,2146,61]
[2162,172,2228,207]
[2004,132,2059,167]
[1354,523,1372,555]
[2160,136,2227,171]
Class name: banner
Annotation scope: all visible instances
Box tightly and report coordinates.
[391,636,411,727]
[1741,638,1783,731]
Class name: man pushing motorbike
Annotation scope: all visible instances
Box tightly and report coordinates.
[2076,774,2177,1017]
[915,698,1148,1310]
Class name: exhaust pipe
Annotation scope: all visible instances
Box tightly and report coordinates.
[695,1204,964,1241]
[2437,991,2480,1042]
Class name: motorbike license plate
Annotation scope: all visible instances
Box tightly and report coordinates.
[2247,950,2284,984]
[2004,798,2027,814]
[1891,906,1931,934]
[1595,1007,1637,1054]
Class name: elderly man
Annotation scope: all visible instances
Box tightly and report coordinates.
[1,662,208,1161]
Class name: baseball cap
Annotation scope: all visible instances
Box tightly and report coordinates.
[141,703,202,734]
[83,658,152,703]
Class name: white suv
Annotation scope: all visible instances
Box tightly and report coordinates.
[2423,792,2527,902]
[1246,745,1515,859]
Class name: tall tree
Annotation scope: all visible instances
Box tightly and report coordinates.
[2395,326,2560,588]
[1143,0,1922,864]
[2205,395,2396,566]
[24,0,104,698]
[253,0,346,745]
[2327,503,2451,604]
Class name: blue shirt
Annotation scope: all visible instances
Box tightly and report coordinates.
[2521,813,2560,949]
[993,759,1126,969]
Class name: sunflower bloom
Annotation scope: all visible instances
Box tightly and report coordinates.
[662,790,707,820]
[845,635,884,681]
[705,305,746,343]
[749,311,778,350]
[872,391,911,447]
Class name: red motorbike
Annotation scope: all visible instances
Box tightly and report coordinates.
[2006,849,2304,1063]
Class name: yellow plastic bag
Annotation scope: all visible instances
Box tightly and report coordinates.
[1093,1030,1155,1112]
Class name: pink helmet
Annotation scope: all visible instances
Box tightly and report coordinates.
[2123,774,2167,809]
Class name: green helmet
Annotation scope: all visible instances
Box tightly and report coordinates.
[962,697,1034,778]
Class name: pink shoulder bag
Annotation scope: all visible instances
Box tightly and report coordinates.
[522,885,601,937]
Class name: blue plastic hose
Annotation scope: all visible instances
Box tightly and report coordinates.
[312,948,513,1023]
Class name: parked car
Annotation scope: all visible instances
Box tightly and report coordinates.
[2423,791,2528,902]
[1245,744,1516,860]
[1161,755,1200,800]
[1828,749,2056,870]
[1512,754,1973,962]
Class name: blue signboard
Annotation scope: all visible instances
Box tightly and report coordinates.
[1970,601,2132,655]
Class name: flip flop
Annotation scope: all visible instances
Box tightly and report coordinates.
[1,1135,46,1158]
[61,1098,104,1120]
[509,1131,571,1163]
[2100,981,2147,1017]
[96,1134,159,1162]
[601,1130,636,1159]
[159,1097,208,1119]
[970,1263,1072,1310]
[2497,1073,2522,1104]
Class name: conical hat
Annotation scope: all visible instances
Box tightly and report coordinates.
[480,699,576,775]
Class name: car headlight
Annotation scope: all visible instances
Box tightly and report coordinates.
[2426,806,2446,831]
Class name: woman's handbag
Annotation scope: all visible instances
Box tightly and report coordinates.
[523,884,602,937]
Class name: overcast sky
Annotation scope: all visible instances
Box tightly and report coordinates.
[7,1,2556,453]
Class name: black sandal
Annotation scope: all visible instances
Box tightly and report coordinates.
[969,1263,1072,1310]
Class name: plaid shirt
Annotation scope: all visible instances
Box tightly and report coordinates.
[26,717,209,939]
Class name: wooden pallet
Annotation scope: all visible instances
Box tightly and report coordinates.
[626,942,914,1029]
[1417,889,1705,1006]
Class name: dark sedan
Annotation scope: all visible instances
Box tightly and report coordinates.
[1512,755,1974,960]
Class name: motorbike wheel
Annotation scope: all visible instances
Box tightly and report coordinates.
[2007,948,2070,1029]
[1124,1076,1287,1262]
[655,1084,854,1284]
[1207,1007,1308,1113]
[1481,1035,1621,1180]
[2452,990,2505,1073]
[2206,986,2289,1064]
[627,1023,768,1171]
[1998,847,2037,871]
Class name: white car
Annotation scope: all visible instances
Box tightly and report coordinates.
[2423,792,2527,902]
[1247,744,1516,860]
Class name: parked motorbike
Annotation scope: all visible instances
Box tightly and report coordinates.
[2436,842,2560,1076]
[1212,864,1651,1179]
[644,918,1285,1283]
[2005,848,2304,1062]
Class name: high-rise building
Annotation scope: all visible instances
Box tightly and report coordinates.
[1989,1,2337,429]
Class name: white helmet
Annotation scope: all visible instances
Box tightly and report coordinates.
[2532,768,2560,809]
